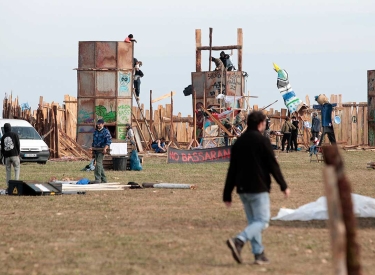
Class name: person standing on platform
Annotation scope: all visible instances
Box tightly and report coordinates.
[281,117,296,153]
[223,111,290,265]
[311,112,321,140]
[211,57,224,71]
[92,119,112,183]
[290,116,299,151]
[1,123,20,189]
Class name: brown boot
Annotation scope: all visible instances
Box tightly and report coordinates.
[254,251,270,265]
[226,238,244,264]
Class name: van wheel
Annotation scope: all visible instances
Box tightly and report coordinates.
[38,161,47,165]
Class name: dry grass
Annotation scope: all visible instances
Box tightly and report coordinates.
[0,150,375,275]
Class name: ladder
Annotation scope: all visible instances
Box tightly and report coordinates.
[132,90,155,142]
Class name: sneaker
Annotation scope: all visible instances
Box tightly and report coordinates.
[254,251,270,265]
[226,238,244,264]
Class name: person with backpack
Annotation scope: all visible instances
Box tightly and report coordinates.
[1,123,21,188]
[281,117,296,153]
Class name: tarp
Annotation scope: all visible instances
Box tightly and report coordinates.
[272,194,375,221]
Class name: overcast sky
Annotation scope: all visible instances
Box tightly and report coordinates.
[1,0,375,116]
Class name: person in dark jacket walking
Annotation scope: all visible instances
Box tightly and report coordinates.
[290,116,299,151]
[311,112,321,140]
[281,117,296,153]
[223,111,290,265]
[1,123,21,187]
[92,119,112,183]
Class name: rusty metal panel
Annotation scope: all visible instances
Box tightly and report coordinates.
[95,42,117,68]
[118,70,132,97]
[77,133,94,149]
[191,72,205,99]
[78,71,95,97]
[117,42,133,69]
[205,71,226,107]
[96,71,116,97]
[117,99,132,125]
[367,70,375,145]
[95,98,117,123]
[77,98,95,124]
[226,71,243,96]
[78,125,95,133]
[79,42,95,68]
[116,125,127,140]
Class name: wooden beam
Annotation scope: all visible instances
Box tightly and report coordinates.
[150,90,153,141]
[237,28,243,71]
[208,27,213,72]
[323,145,362,275]
[201,106,232,136]
[195,29,201,72]
[323,166,347,275]
[197,45,242,51]
[151,91,176,104]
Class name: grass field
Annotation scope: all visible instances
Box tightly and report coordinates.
[0,150,374,275]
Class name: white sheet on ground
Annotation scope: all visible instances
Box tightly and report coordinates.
[272,194,375,221]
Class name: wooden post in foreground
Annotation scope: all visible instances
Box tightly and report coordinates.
[323,166,347,275]
[150,90,153,141]
[323,145,362,275]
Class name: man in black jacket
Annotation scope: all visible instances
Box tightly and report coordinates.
[1,123,21,188]
[290,116,299,151]
[223,111,290,265]
[311,112,321,139]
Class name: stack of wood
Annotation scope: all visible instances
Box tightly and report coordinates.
[2,93,89,160]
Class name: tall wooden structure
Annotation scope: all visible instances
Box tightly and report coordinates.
[76,41,134,147]
[367,70,375,146]
[192,28,244,109]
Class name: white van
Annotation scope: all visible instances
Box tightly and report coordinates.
[0,119,50,164]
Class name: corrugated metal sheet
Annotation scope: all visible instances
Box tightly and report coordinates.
[226,71,243,96]
[117,42,133,69]
[367,70,375,146]
[77,133,94,149]
[117,98,132,124]
[95,42,117,68]
[118,70,132,97]
[96,71,116,97]
[79,42,95,68]
[78,71,95,97]
[95,98,117,124]
[77,98,95,124]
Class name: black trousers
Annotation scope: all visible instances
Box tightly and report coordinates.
[311,131,319,140]
[282,133,292,152]
[134,79,141,97]
[290,131,298,151]
[318,126,336,146]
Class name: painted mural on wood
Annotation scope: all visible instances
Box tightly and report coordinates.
[118,71,132,97]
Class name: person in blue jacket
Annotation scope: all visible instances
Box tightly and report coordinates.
[313,95,336,146]
[92,119,112,183]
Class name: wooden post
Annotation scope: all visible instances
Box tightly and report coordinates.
[237,28,243,71]
[193,90,197,141]
[208,27,213,72]
[323,166,347,275]
[170,92,174,142]
[323,145,362,275]
[195,29,202,72]
[150,90,153,141]
[53,105,59,158]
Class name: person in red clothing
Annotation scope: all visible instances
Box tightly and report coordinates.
[223,111,290,265]
[124,34,137,43]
